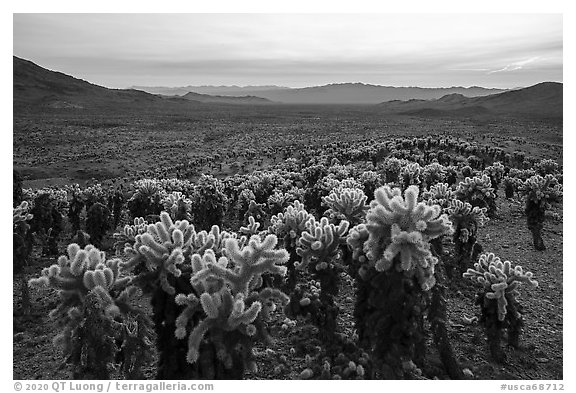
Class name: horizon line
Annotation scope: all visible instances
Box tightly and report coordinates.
[14,55,563,92]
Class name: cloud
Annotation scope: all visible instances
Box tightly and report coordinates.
[13,14,562,88]
[448,68,491,72]
[488,57,540,74]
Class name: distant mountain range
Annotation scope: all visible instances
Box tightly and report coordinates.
[133,83,506,104]
[132,85,290,97]
[13,56,562,119]
[377,82,563,118]
[176,91,273,104]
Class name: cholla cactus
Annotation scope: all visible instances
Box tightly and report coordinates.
[518,174,562,250]
[28,193,64,257]
[86,202,111,249]
[350,185,453,378]
[381,157,408,183]
[322,187,368,226]
[133,178,161,198]
[535,159,560,177]
[422,183,454,212]
[448,199,488,273]
[81,183,108,209]
[463,253,538,362]
[399,162,423,190]
[291,216,350,342]
[29,244,132,313]
[358,170,384,200]
[347,224,370,265]
[305,176,359,214]
[267,188,305,216]
[455,174,497,217]
[363,185,453,290]
[239,215,262,237]
[243,200,266,224]
[29,244,147,378]
[296,217,349,272]
[422,163,446,188]
[445,166,458,186]
[127,179,164,220]
[464,253,538,321]
[190,174,227,229]
[189,224,240,257]
[156,178,195,194]
[24,187,69,215]
[519,174,562,206]
[484,162,505,193]
[503,176,521,199]
[161,191,193,221]
[504,168,536,199]
[113,217,148,255]
[448,200,489,229]
[175,235,289,370]
[508,168,536,181]
[269,201,314,249]
[122,212,193,294]
[460,165,474,179]
[192,235,288,295]
[14,200,33,226]
[14,201,34,274]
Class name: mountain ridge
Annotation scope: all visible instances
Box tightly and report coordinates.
[13,57,275,110]
[13,56,181,111]
[378,82,562,119]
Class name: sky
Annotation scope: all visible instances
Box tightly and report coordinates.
[13,13,563,89]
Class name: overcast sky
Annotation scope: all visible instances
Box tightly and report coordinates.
[13,13,562,89]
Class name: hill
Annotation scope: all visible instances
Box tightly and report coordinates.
[378,82,562,119]
[13,56,195,112]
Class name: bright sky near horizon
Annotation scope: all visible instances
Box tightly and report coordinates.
[13,13,562,89]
